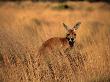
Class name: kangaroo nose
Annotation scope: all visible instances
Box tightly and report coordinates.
[69,38,74,42]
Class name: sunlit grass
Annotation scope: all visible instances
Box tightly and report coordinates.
[0,1,110,82]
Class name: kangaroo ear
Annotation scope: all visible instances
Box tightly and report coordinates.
[63,23,69,30]
[73,22,81,30]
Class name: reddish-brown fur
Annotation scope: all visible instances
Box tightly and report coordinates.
[41,37,69,50]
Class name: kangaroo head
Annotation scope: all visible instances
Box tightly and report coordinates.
[63,22,81,47]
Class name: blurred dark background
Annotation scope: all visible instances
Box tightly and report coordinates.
[0,0,110,3]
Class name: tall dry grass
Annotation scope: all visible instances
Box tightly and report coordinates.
[0,1,110,82]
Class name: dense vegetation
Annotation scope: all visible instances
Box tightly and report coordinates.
[0,2,110,82]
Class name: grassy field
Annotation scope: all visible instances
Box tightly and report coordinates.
[0,1,110,82]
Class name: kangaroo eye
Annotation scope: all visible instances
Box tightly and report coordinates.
[67,34,70,36]
[74,34,76,36]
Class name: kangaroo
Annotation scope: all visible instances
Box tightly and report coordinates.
[35,22,81,82]
[40,22,81,50]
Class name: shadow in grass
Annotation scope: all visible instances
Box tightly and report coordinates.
[52,3,95,12]
[52,3,73,10]
[32,18,50,26]
[32,19,42,26]
[0,51,3,64]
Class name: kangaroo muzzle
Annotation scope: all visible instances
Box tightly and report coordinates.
[68,38,75,47]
